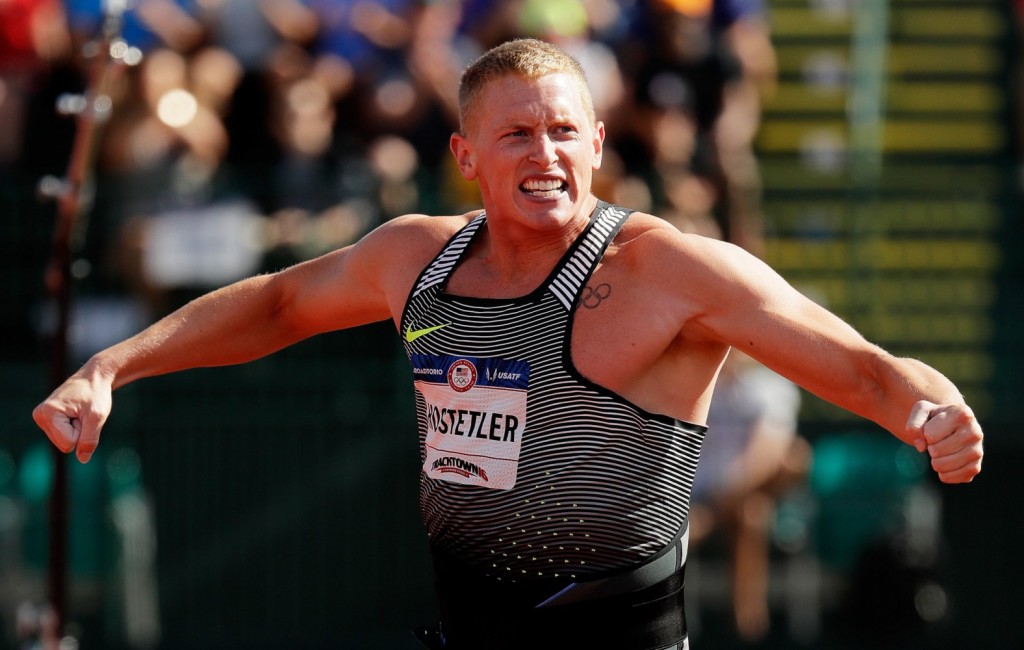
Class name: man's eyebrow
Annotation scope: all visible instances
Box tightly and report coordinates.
[495,119,533,132]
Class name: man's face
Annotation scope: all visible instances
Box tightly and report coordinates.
[451,72,605,231]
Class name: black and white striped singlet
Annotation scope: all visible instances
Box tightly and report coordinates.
[401,202,706,583]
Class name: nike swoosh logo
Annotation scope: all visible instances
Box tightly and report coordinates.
[405,323,450,343]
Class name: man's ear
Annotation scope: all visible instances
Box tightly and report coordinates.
[592,121,606,170]
[450,132,477,181]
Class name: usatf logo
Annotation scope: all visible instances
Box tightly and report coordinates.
[447,359,477,392]
[431,456,489,481]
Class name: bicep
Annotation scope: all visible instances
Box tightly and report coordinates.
[657,234,963,440]
[686,246,888,419]
[269,228,400,339]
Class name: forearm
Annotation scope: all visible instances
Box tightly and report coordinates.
[84,274,304,390]
[857,352,965,442]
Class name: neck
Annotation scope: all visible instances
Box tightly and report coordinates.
[446,198,598,297]
[478,196,598,273]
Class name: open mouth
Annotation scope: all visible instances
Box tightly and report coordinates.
[520,178,567,198]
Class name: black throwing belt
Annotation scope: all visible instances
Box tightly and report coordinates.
[421,528,689,649]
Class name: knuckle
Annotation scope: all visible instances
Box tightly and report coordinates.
[955,408,974,425]
[31,404,51,428]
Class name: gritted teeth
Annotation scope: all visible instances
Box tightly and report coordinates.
[521,178,567,192]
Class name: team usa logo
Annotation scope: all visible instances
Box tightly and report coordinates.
[447,359,477,392]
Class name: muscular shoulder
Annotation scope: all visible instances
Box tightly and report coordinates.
[610,211,742,280]
[369,210,482,252]
[607,210,778,327]
[356,210,479,272]
[267,210,483,329]
[352,210,483,310]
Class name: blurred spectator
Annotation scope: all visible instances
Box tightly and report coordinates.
[617,0,776,255]
[259,69,381,269]
[307,0,423,137]
[714,0,777,99]
[580,0,636,47]
[407,0,493,211]
[194,0,319,173]
[709,0,776,255]
[0,0,71,177]
[197,0,317,73]
[302,0,454,210]
[688,349,811,643]
[97,46,250,316]
[102,47,231,175]
[64,0,205,55]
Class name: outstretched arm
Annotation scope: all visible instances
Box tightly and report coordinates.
[677,237,984,484]
[33,216,416,463]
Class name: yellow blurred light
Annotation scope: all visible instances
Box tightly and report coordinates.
[156,88,198,128]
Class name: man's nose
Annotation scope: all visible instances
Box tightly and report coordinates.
[527,133,558,165]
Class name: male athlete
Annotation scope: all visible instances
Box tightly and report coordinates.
[34,39,983,649]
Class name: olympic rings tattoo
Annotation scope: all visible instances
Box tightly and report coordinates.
[581,283,611,309]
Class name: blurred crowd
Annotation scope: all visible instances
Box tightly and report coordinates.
[1,0,778,315]
[3,1,804,645]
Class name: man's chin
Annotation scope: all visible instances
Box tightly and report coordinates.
[510,195,598,233]
[516,198,573,223]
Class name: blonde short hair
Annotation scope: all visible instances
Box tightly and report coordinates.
[457,38,596,133]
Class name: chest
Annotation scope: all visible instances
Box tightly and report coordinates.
[438,261,679,393]
[570,269,684,389]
